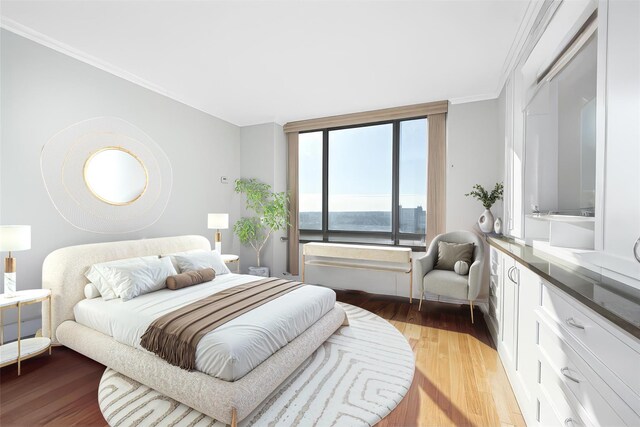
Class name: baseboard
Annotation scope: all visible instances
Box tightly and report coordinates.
[484,312,499,346]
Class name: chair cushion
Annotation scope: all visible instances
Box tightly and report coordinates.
[423,270,469,300]
[435,241,474,271]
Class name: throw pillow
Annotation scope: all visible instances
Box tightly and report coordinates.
[434,241,474,271]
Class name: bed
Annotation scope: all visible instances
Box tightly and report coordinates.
[42,235,347,426]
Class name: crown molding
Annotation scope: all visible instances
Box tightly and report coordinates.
[0,17,174,98]
[449,91,500,105]
[494,0,548,97]
[0,17,232,124]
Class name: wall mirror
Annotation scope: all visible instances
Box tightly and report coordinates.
[524,33,597,217]
[84,147,148,205]
[41,117,172,233]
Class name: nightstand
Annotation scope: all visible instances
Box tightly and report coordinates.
[221,254,240,273]
[0,289,52,375]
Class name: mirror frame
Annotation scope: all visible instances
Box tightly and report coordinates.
[83,146,149,206]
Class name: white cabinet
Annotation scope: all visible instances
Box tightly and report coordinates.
[491,246,640,426]
[536,282,640,426]
[600,0,640,280]
[501,0,640,283]
[515,262,541,413]
[496,257,541,425]
[500,254,519,371]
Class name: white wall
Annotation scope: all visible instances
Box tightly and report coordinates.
[238,123,288,276]
[0,30,243,339]
[447,99,504,232]
[447,99,504,300]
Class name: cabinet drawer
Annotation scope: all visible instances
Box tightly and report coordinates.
[538,320,636,426]
[540,284,640,394]
[539,357,589,427]
[538,392,585,427]
[538,372,587,427]
[538,393,561,426]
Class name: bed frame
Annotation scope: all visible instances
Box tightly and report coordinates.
[42,235,346,426]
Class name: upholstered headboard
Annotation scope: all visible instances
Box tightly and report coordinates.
[42,235,211,343]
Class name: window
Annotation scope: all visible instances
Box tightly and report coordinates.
[299,131,323,230]
[329,124,393,232]
[298,118,428,247]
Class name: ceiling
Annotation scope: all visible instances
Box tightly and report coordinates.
[1,1,532,126]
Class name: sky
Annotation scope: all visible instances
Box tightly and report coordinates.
[298,118,427,212]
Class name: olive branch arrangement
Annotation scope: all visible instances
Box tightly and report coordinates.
[465,182,504,209]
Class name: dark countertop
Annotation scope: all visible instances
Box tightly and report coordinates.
[487,236,640,340]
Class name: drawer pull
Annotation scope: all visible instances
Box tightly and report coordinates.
[561,367,580,383]
[566,317,585,330]
[564,418,575,427]
[634,237,640,263]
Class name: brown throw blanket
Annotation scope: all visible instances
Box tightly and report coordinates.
[140,278,302,371]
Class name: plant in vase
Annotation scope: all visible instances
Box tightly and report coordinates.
[465,182,504,233]
[233,178,289,277]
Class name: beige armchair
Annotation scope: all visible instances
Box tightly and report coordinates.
[414,231,484,323]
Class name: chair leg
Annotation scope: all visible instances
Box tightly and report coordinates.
[418,295,423,311]
[469,300,474,324]
[231,407,237,427]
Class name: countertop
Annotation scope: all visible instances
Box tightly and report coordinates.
[487,235,640,340]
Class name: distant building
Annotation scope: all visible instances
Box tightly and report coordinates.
[399,205,426,234]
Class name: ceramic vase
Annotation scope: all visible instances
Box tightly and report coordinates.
[494,217,503,235]
[478,209,494,233]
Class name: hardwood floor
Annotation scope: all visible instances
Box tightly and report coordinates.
[0,292,524,427]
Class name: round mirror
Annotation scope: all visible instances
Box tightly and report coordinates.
[84,147,148,205]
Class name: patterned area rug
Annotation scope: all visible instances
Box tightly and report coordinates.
[98,303,415,426]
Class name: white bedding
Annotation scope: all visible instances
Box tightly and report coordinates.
[73,273,336,381]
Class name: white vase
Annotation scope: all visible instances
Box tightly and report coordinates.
[478,209,494,233]
[494,217,503,235]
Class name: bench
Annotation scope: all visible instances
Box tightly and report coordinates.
[302,242,413,302]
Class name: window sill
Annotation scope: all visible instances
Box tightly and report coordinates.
[298,239,426,252]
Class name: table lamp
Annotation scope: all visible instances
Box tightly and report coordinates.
[0,225,31,297]
[207,214,229,254]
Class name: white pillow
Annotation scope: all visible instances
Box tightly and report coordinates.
[454,260,470,276]
[172,250,230,275]
[84,283,101,299]
[108,257,177,302]
[85,256,158,300]
[161,249,201,272]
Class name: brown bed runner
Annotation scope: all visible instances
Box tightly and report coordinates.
[140,277,302,371]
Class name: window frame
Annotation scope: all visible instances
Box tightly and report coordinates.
[298,117,428,251]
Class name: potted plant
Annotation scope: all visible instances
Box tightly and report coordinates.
[465,182,504,233]
[233,178,289,277]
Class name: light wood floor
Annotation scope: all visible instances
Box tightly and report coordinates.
[0,291,524,427]
[337,291,525,427]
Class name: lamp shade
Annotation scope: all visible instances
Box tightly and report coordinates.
[0,225,31,251]
[207,213,229,230]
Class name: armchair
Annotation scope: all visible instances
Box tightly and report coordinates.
[414,231,484,322]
